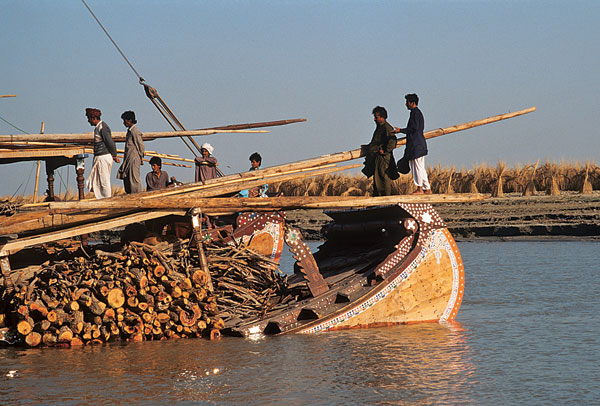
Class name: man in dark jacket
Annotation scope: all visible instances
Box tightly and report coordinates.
[395,94,431,194]
[362,106,399,196]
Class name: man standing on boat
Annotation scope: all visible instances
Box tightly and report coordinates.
[362,106,399,196]
[117,110,145,193]
[395,93,431,194]
[85,108,119,199]
[194,143,219,183]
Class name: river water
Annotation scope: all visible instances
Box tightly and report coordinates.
[1,240,599,405]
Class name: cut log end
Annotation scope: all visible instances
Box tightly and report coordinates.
[107,288,125,308]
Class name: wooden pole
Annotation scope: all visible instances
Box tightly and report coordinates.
[198,118,306,131]
[0,94,17,98]
[400,106,537,146]
[44,194,487,211]
[0,210,186,256]
[0,129,269,144]
[33,122,45,203]
[190,208,214,292]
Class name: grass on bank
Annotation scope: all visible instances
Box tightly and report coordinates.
[270,161,600,197]
[2,161,598,203]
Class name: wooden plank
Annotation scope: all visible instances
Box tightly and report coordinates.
[45,194,487,211]
[0,210,185,255]
[0,129,269,144]
[199,118,306,131]
[0,147,87,159]
[0,209,133,235]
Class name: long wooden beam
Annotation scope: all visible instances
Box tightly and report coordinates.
[0,143,194,164]
[0,147,87,159]
[4,192,481,254]
[45,194,487,211]
[0,210,186,256]
[398,106,537,146]
[198,118,306,131]
[0,129,268,144]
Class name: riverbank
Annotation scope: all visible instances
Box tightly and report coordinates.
[286,191,600,240]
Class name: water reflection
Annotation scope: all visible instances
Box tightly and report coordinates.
[1,322,475,405]
[3,241,599,404]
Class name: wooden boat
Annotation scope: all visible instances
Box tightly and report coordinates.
[0,107,536,344]
[224,202,463,336]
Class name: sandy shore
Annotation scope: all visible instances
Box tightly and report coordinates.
[285,191,600,241]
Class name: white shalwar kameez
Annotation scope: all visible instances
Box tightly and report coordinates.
[86,154,114,199]
[409,156,430,190]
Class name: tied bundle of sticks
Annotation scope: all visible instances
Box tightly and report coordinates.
[206,242,308,323]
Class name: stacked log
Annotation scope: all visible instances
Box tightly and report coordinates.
[0,239,301,347]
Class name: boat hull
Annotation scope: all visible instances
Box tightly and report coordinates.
[298,228,464,334]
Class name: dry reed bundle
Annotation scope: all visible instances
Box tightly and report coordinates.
[391,175,415,195]
[471,163,494,194]
[523,159,539,196]
[468,169,479,194]
[426,164,445,194]
[443,167,455,194]
[491,161,506,197]
[541,161,561,195]
[580,162,593,194]
[340,187,363,196]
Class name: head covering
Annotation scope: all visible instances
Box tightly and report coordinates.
[85,108,101,119]
[201,143,214,155]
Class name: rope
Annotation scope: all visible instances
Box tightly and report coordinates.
[6,162,37,202]
[0,113,29,134]
[80,0,211,166]
[80,0,144,81]
[54,167,71,197]
[0,112,37,200]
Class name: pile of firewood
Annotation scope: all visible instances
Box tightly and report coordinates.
[0,238,303,347]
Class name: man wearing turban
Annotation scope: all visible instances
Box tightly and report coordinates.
[194,143,219,182]
[84,108,119,199]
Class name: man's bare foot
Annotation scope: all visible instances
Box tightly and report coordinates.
[424,189,432,195]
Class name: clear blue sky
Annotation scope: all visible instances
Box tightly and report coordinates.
[1,0,599,196]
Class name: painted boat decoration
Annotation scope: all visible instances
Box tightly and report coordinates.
[225,202,464,337]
